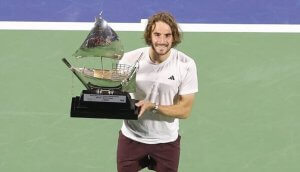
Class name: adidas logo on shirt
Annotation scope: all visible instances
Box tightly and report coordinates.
[168,75,175,80]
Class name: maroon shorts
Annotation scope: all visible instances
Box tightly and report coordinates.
[117,131,181,172]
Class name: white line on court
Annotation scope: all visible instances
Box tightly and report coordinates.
[0,20,300,33]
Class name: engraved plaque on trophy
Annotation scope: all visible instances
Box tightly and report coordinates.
[62,14,140,119]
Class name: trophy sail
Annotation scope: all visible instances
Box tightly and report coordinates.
[73,16,124,60]
[62,14,139,119]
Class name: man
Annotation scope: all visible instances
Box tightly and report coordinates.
[117,12,198,172]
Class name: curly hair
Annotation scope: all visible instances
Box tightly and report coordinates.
[144,12,182,47]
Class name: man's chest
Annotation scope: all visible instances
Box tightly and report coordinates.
[136,61,181,94]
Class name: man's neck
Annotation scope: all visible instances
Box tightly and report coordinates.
[149,48,171,64]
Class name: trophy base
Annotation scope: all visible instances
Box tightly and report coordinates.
[70,90,138,120]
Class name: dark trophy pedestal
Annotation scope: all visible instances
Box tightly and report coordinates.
[70,90,138,120]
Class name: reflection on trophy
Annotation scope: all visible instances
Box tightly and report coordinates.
[62,14,140,119]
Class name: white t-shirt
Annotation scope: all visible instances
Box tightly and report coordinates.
[119,47,198,144]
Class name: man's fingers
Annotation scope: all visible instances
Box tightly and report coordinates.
[135,100,144,107]
[136,100,154,118]
[138,108,145,118]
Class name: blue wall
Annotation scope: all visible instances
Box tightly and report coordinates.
[1,0,300,24]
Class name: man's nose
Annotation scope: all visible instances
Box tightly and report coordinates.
[158,36,167,43]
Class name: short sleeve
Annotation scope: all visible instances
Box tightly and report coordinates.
[178,60,198,95]
[118,48,145,66]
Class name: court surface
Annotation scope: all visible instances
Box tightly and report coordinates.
[0,30,300,172]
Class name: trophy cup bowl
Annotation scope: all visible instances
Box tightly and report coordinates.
[62,15,139,120]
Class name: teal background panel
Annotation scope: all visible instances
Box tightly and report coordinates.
[0,30,299,172]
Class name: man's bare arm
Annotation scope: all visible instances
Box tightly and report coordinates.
[136,93,196,119]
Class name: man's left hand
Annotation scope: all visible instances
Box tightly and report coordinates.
[135,100,155,118]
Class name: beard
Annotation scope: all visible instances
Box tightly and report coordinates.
[151,43,172,56]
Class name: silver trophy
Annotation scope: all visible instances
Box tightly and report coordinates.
[62,14,140,119]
